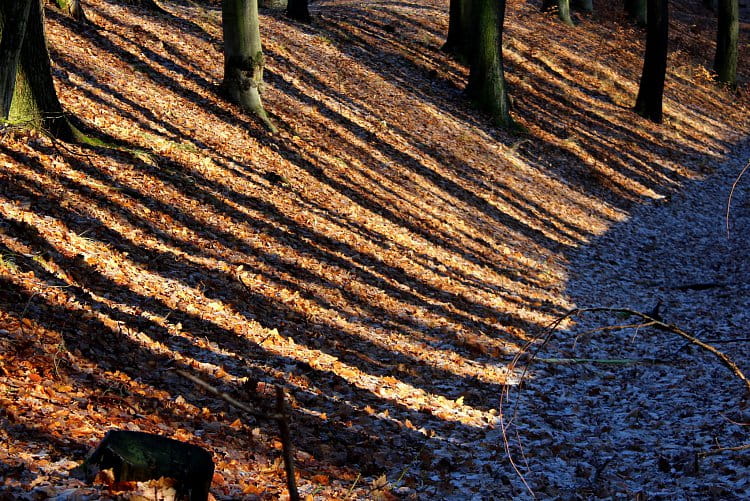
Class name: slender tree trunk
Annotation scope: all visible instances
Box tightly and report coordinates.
[625,0,647,26]
[572,0,593,13]
[467,0,513,128]
[286,0,310,23]
[543,0,574,26]
[0,0,33,119]
[443,0,472,62]
[222,0,275,132]
[713,0,738,85]
[54,0,87,23]
[634,0,668,123]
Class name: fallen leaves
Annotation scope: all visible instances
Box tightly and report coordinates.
[0,0,748,498]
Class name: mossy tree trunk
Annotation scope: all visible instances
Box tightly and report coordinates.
[222,0,276,132]
[0,0,32,119]
[713,0,738,85]
[286,0,310,23]
[0,0,77,140]
[467,0,513,128]
[634,0,668,123]
[625,0,647,26]
[54,0,87,23]
[543,0,575,26]
[443,0,472,63]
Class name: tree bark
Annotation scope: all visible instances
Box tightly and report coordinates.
[625,0,647,26]
[703,0,718,12]
[1,0,76,139]
[442,0,472,63]
[54,0,87,23]
[543,0,575,26]
[634,0,668,123]
[222,0,276,132]
[286,0,310,23]
[713,0,738,85]
[467,0,513,128]
[572,0,593,13]
[0,0,33,119]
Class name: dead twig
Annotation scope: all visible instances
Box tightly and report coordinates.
[175,369,299,500]
[175,368,284,420]
[699,442,750,457]
[726,157,750,238]
[276,387,299,501]
[499,306,750,497]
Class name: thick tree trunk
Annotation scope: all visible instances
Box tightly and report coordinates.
[634,0,668,123]
[0,0,33,119]
[222,0,275,132]
[2,0,76,139]
[543,0,575,26]
[713,0,738,85]
[286,0,310,23]
[625,0,647,26]
[442,0,472,62]
[467,0,513,128]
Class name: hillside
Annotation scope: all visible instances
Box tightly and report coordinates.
[1,0,749,498]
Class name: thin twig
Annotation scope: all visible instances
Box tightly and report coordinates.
[276,387,299,501]
[499,306,750,497]
[699,442,750,457]
[726,158,750,238]
[174,368,284,420]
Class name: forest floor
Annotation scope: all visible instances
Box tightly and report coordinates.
[1,0,749,499]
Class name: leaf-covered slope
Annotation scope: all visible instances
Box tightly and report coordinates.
[0,0,748,498]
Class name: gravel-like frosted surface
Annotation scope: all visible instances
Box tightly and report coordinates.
[456,141,750,499]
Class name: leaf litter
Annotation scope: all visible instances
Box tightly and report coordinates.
[0,0,749,498]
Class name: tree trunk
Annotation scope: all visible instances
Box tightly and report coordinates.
[259,0,287,8]
[713,0,738,85]
[572,0,593,13]
[703,0,718,12]
[54,0,87,23]
[543,0,575,26]
[634,0,668,123]
[467,0,513,128]
[625,0,647,26]
[286,0,310,23]
[2,0,76,139]
[442,0,472,63]
[222,0,276,132]
[0,0,33,119]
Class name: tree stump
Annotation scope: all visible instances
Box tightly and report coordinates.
[74,430,214,501]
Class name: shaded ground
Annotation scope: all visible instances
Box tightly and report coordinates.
[0,0,748,498]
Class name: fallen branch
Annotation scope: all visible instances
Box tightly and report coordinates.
[534,307,750,394]
[699,442,750,457]
[175,369,298,500]
[499,306,750,497]
[535,357,675,365]
[175,368,284,420]
[726,157,750,238]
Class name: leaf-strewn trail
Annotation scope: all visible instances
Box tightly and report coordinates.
[1,0,748,498]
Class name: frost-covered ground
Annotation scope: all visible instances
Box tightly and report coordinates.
[452,141,750,499]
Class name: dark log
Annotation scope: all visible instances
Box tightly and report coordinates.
[74,430,214,501]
